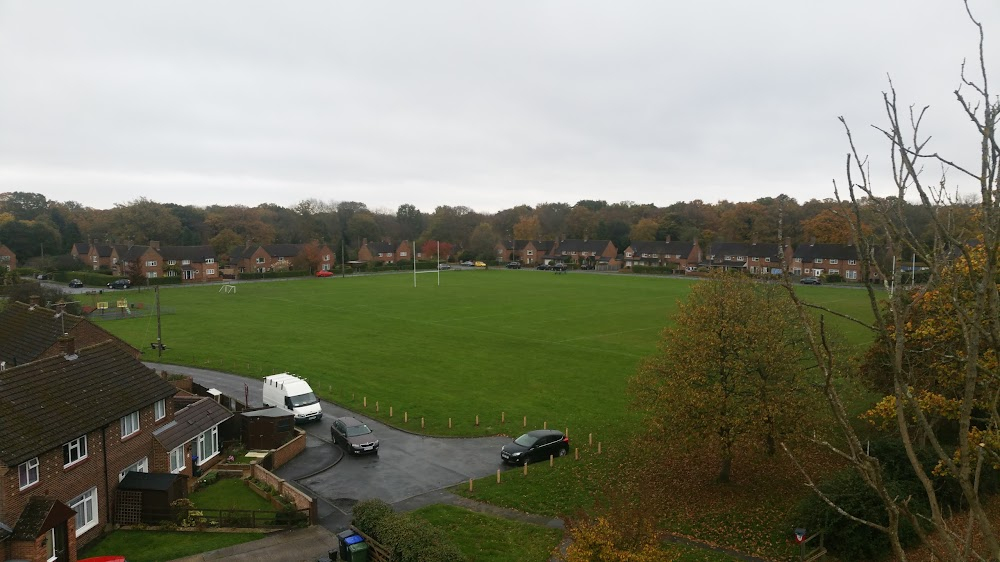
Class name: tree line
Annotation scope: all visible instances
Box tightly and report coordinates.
[0,191,967,264]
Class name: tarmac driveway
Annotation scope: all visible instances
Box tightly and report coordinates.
[145,363,511,526]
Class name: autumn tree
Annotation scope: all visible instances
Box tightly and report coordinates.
[631,272,821,483]
[107,197,183,243]
[292,241,322,273]
[513,215,541,240]
[629,218,658,241]
[420,239,453,261]
[205,205,275,244]
[780,4,1000,560]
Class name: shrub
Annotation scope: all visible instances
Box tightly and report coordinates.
[826,273,844,283]
[352,498,394,539]
[375,514,466,562]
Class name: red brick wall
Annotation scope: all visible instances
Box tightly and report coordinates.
[270,429,306,469]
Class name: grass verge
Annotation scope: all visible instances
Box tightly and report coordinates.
[409,504,563,562]
[78,530,266,562]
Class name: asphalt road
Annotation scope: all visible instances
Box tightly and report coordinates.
[144,362,511,527]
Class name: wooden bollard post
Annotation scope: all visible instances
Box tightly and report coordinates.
[550,455,554,467]
[363,397,367,408]
[469,478,473,492]
[575,448,579,460]
[523,415,526,427]
[543,421,547,429]
[565,427,569,438]
[523,462,528,476]
[501,411,505,424]
[449,418,452,429]
[475,415,479,426]
[421,417,425,428]
[598,442,602,454]
[589,433,593,446]
[496,469,501,484]
[389,406,393,417]
[404,411,408,423]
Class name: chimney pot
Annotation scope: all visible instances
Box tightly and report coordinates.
[58,335,75,357]
[29,295,40,306]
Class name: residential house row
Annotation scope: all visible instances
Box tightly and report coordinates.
[0,302,232,562]
[0,243,16,272]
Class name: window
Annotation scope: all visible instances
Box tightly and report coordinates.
[625,252,633,257]
[277,256,285,262]
[794,257,802,262]
[848,259,857,265]
[829,269,840,276]
[146,260,158,267]
[526,250,534,256]
[814,258,823,264]
[154,399,166,421]
[846,270,858,280]
[18,457,39,489]
[829,258,839,264]
[91,255,97,262]
[751,257,758,262]
[256,257,265,264]
[118,457,148,481]
[196,426,219,463]
[112,257,119,265]
[181,259,190,265]
[69,487,98,536]
[399,251,408,257]
[765,257,771,262]
[146,271,158,278]
[205,258,215,264]
[167,260,177,265]
[121,411,140,438]
[166,270,177,277]
[63,436,87,466]
[170,445,186,473]
[323,254,330,262]
[206,268,215,275]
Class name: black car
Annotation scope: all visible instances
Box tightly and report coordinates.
[551,263,567,272]
[580,263,595,270]
[501,429,569,465]
[68,279,84,288]
[800,276,822,285]
[506,262,521,269]
[330,416,379,455]
[536,263,551,270]
[107,279,131,289]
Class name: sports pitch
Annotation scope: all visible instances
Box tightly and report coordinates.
[93,270,874,439]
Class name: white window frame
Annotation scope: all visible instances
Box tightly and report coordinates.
[154,399,166,421]
[146,271,158,278]
[146,260,158,267]
[399,251,408,257]
[847,270,858,280]
[70,487,98,536]
[205,258,215,264]
[829,258,839,264]
[815,258,823,264]
[170,445,186,473]
[196,426,220,464]
[181,259,191,265]
[167,260,177,265]
[121,411,140,438]
[848,259,857,265]
[63,436,87,467]
[256,257,265,264]
[46,527,58,561]
[323,254,330,262]
[119,457,149,481]
[206,268,216,275]
[18,457,39,489]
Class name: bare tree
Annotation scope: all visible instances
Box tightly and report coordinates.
[780,3,1000,561]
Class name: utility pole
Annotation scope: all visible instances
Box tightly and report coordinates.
[155,285,163,358]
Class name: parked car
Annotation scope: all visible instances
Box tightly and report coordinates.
[551,263,567,272]
[506,262,521,269]
[800,276,822,285]
[536,263,551,270]
[330,416,379,455]
[107,279,131,289]
[501,429,569,465]
[316,270,334,277]
[460,261,475,267]
[474,261,487,267]
[437,263,451,270]
[68,278,84,288]
[580,263,595,270]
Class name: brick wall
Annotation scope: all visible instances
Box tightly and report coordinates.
[250,464,316,523]
[270,428,306,469]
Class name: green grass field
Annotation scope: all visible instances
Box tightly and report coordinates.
[93,271,876,442]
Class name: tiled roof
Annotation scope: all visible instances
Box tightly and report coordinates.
[12,497,75,540]
[367,241,397,254]
[792,243,860,261]
[710,242,783,259]
[73,243,90,254]
[0,341,178,465]
[262,244,305,258]
[0,301,84,366]
[153,398,232,451]
[114,244,151,261]
[628,241,695,255]
[557,239,615,253]
[159,245,216,262]
[96,244,114,258]
[530,240,556,252]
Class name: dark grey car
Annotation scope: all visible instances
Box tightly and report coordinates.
[330,416,379,455]
[500,429,569,465]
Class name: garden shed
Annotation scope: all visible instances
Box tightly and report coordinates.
[241,407,295,450]
[116,472,187,524]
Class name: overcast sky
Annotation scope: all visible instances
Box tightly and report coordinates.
[0,1,996,214]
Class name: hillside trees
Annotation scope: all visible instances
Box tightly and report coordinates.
[107,197,183,243]
[631,273,823,483]
[782,4,1000,560]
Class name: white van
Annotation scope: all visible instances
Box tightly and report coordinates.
[262,373,323,423]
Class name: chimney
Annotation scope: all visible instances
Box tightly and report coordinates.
[150,240,160,250]
[29,295,40,306]
[58,334,75,357]
[665,235,671,243]
[810,236,817,246]
[362,238,368,247]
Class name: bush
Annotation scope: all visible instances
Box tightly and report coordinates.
[826,273,844,283]
[352,498,394,539]
[375,514,466,562]
[236,270,310,280]
[629,265,677,275]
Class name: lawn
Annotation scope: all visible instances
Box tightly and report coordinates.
[78,530,266,562]
[190,477,275,511]
[409,504,564,562]
[94,271,875,444]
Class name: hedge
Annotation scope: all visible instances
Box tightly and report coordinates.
[236,270,311,280]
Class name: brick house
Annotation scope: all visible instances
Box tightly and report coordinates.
[791,242,863,281]
[522,240,555,266]
[70,243,90,264]
[84,244,114,272]
[110,244,162,280]
[229,243,335,274]
[0,339,179,560]
[0,243,16,272]
[552,239,618,268]
[0,299,141,367]
[707,241,794,275]
[158,245,220,283]
[622,238,702,270]
[150,397,232,486]
[357,239,413,264]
